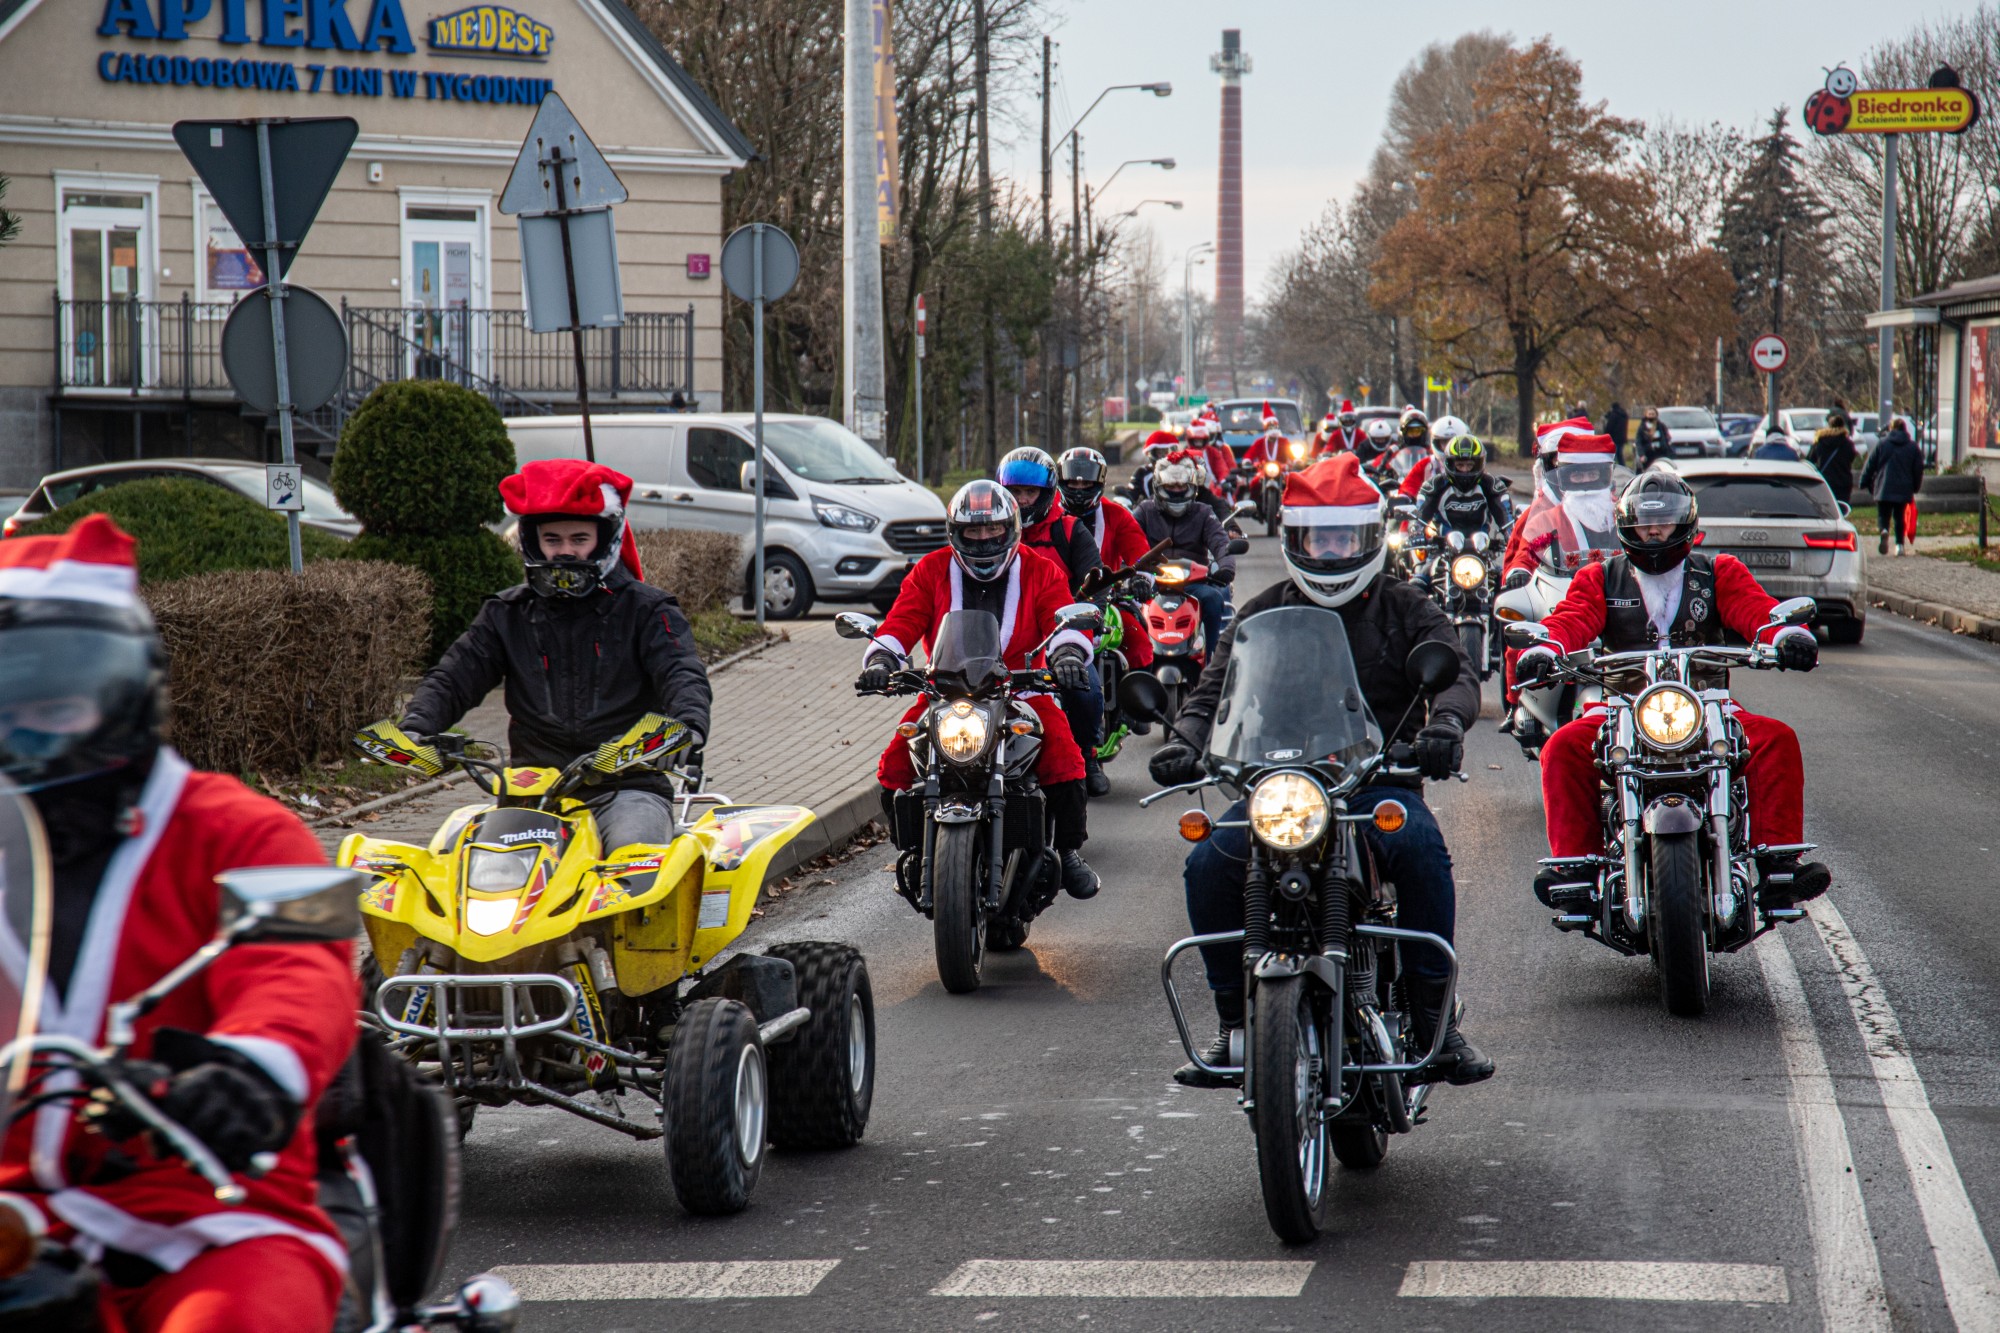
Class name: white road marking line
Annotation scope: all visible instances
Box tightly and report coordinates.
[1755,930,1892,1331]
[931,1260,1314,1299]
[1397,1261,1789,1303]
[1811,897,2000,1328]
[489,1260,839,1301]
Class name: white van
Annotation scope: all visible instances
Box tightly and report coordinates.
[507,413,949,619]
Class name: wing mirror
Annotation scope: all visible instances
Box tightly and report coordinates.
[1055,602,1104,634]
[1231,499,1259,519]
[1404,640,1461,696]
[1118,671,1169,723]
[1767,596,1817,627]
[1503,621,1553,650]
[1445,530,1467,552]
[738,460,758,491]
[833,611,881,641]
[218,867,366,944]
[1226,537,1250,556]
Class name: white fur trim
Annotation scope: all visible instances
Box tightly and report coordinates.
[946,559,1020,648]
[1282,504,1380,526]
[868,633,908,665]
[49,1189,347,1276]
[0,559,140,608]
[1048,627,1092,660]
[208,1034,309,1104]
[598,481,624,519]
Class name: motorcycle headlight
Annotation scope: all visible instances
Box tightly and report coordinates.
[1248,771,1331,850]
[1451,555,1487,590]
[467,845,539,892]
[1635,685,1701,750]
[1288,440,1308,460]
[1263,461,1281,477]
[935,700,989,763]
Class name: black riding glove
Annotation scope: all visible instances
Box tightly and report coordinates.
[1049,647,1092,693]
[1208,566,1235,587]
[127,1030,301,1174]
[856,653,895,694]
[1775,631,1819,673]
[1150,743,1206,786]
[1514,647,1557,686]
[1503,568,1530,591]
[1413,718,1464,781]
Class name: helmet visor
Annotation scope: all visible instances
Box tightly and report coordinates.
[1283,515,1383,575]
[0,626,154,787]
[1619,488,1697,538]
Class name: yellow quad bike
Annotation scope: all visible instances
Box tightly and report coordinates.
[340,715,875,1217]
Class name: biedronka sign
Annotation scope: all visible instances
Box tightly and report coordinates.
[1805,63,1981,137]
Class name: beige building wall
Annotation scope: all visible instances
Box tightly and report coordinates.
[0,0,744,485]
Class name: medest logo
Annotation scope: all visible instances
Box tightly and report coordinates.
[428,5,552,60]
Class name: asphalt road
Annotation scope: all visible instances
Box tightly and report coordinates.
[439,538,2000,1332]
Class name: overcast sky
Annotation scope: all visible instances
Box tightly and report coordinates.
[1003,0,1979,302]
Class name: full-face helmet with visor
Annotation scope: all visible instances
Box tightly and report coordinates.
[1615,470,1701,575]
[947,479,1022,582]
[1279,455,1386,608]
[996,446,1061,527]
[502,458,640,598]
[1056,447,1109,518]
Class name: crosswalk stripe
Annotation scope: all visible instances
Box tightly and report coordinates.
[931,1260,1314,1299]
[489,1260,840,1301]
[1398,1261,1789,1303]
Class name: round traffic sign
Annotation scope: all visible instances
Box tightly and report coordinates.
[221,284,347,415]
[1750,334,1790,374]
[720,223,799,304]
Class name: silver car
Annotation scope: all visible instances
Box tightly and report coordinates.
[4,459,359,539]
[1667,458,1866,644]
[1653,406,1727,458]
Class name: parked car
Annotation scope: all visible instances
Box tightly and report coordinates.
[507,412,949,620]
[1751,409,1832,456]
[3,459,359,538]
[1720,414,1761,455]
[1664,457,1865,644]
[1651,406,1727,458]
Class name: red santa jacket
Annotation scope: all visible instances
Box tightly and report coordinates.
[1397,453,1434,497]
[871,546,1090,670]
[1319,426,1363,456]
[1201,444,1236,494]
[1080,499,1153,572]
[1243,433,1286,467]
[0,752,355,1280]
[1535,555,1787,655]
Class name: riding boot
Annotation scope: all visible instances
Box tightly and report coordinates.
[1756,856,1831,910]
[1405,975,1495,1086]
[1084,753,1111,798]
[1174,989,1244,1089]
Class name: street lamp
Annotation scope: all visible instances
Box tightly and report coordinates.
[1099,156,1176,196]
[1182,241,1214,407]
[1115,199,1183,220]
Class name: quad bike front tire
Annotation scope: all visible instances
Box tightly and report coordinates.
[763,942,875,1150]
[664,997,768,1214]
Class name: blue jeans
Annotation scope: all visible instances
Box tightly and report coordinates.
[1182,788,1457,988]
[1059,664,1105,757]
[1185,580,1229,659]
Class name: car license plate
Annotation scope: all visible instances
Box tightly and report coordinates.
[1735,549,1792,569]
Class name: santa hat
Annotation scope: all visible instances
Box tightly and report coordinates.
[1556,432,1616,466]
[1260,401,1280,431]
[1144,428,1180,447]
[500,458,645,580]
[1186,419,1212,440]
[0,513,142,608]
[1535,416,1596,458]
[1282,453,1382,526]
[1339,399,1355,413]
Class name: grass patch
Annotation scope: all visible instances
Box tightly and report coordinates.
[1927,544,2000,576]
[1851,497,2000,537]
[692,607,772,662]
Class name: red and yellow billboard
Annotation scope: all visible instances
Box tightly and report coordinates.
[1806,66,1981,137]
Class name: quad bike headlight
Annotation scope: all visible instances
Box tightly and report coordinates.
[467,845,539,892]
[936,700,989,763]
[1635,685,1702,750]
[1248,771,1331,850]
[1451,555,1488,590]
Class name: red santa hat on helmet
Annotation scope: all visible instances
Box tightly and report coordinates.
[1535,416,1596,460]
[500,457,645,581]
[1260,401,1281,433]
[0,513,142,610]
[1144,428,1180,447]
[1281,452,1381,525]
[1278,455,1386,608]
[1554,431,1616,466]
[1186,418,1213,441]
[1339,399,1355,414]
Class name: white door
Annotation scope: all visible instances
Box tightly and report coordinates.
[59,187,154,390]
[401,203,488,381]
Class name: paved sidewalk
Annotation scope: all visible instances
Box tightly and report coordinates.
[1865,549,2000,641]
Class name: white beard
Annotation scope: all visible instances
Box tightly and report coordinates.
[1563,487,1615,533]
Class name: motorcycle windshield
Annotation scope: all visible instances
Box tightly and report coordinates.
[1206,607,1382,774]
[930,609,1008,695]
[0,776,50,1131]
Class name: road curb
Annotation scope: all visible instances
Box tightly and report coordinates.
[1870,590,2000,643]
[762,781,881,884]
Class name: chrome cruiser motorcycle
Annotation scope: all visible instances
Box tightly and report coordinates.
[1124,608,1468,1244]
[843,603,1102,992]
[1506,596,1820,1017]
[1423,528,1501,681]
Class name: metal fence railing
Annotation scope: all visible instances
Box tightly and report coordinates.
[54,294,234,397]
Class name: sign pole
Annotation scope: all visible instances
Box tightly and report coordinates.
[913,295,926,485]
[752,225,767,629]
[1877,132,1899,429]
[549,143,596,463]
[254,121,304,576]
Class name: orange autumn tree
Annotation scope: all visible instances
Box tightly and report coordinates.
[1372,40,1732,454]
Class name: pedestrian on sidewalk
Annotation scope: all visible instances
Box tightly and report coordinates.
[1600,401,1629,466]
[1634,407,1673,469]
[1808,410,1858,506]
[1859,417,1925,556]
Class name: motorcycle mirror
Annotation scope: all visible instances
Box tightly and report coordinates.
[1767,596,1817,627]
[833,612,881,641]
[1231,500,1259,519]
[1472,531,1492,553]
[1503,621,1552,650]
[217,867,366,944]
[1446,530,1466,552]
[1404,639,1461,695]
[1495,475,1513,491]
[1118,671,1170,723]
[1226,538,1250,556]
[1055,602,1105,634]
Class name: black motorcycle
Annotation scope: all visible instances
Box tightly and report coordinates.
[1425,526,1503,681]
[842,603,1102,993]
[1123,607,1468,1244]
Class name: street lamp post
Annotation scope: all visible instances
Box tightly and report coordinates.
[1182,241,1213,407]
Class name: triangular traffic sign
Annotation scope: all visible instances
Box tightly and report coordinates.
[172,118,357,280]
[500,92,628,217]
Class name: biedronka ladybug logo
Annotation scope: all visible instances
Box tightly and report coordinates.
[1806,63,1980,138]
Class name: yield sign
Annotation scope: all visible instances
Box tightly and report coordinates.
[171,118,357,279]
[500,92,627,216]
[1750,334,1790,373]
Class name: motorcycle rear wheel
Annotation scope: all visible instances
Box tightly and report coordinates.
[664,997,768,1214]
[1650,832,1711,1017]
[1252,977,1333,1244]
[932,822,986,994]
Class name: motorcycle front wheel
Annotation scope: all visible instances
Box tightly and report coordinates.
[1458,621,1487,682]
[1650,832,1711,1017]
[1252,976,1332,1244]
[932,822,986,994]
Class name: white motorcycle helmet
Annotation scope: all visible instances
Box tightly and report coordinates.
[1154,457,1201,517]
[1280,458,1387,608]
[1430,414,1470,459]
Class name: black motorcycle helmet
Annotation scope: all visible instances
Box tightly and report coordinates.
[1615,470,1701,575]
[0,597,166,794]
[947,479,1022,582]
[1443,434,1486,491]
[1056,447,1109,518]
[996,447,1060,528]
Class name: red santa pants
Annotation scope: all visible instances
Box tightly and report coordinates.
[104,1236,341,1333]
[1541,707,1805,859]
[1117,606,1153,669]
[877,695,1086,789]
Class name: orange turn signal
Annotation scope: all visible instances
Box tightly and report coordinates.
[1179,809,1213,842]
[1493,605,1525,622]
[895,722,922,739]
[1372,800,1408,834]
[1010,719,1038,736]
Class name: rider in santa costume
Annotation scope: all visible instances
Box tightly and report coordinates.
[1319,400,1364,455]
[0,516,354,1332]
[861,480,1102,900]
[1513,471,1831,911]
[1499,428,1619,705]
[1241,403,1291,469]
[1056,447,1155,671]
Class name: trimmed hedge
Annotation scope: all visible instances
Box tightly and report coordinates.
[632,527,741,614]
[147,561,431,776]
[16,479,347,582]
[330,380,515,535]
[347,530,521,664]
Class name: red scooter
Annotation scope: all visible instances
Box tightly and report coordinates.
[1141,559,1216,721]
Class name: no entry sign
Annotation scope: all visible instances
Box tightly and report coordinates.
[1751,334,1789,374]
